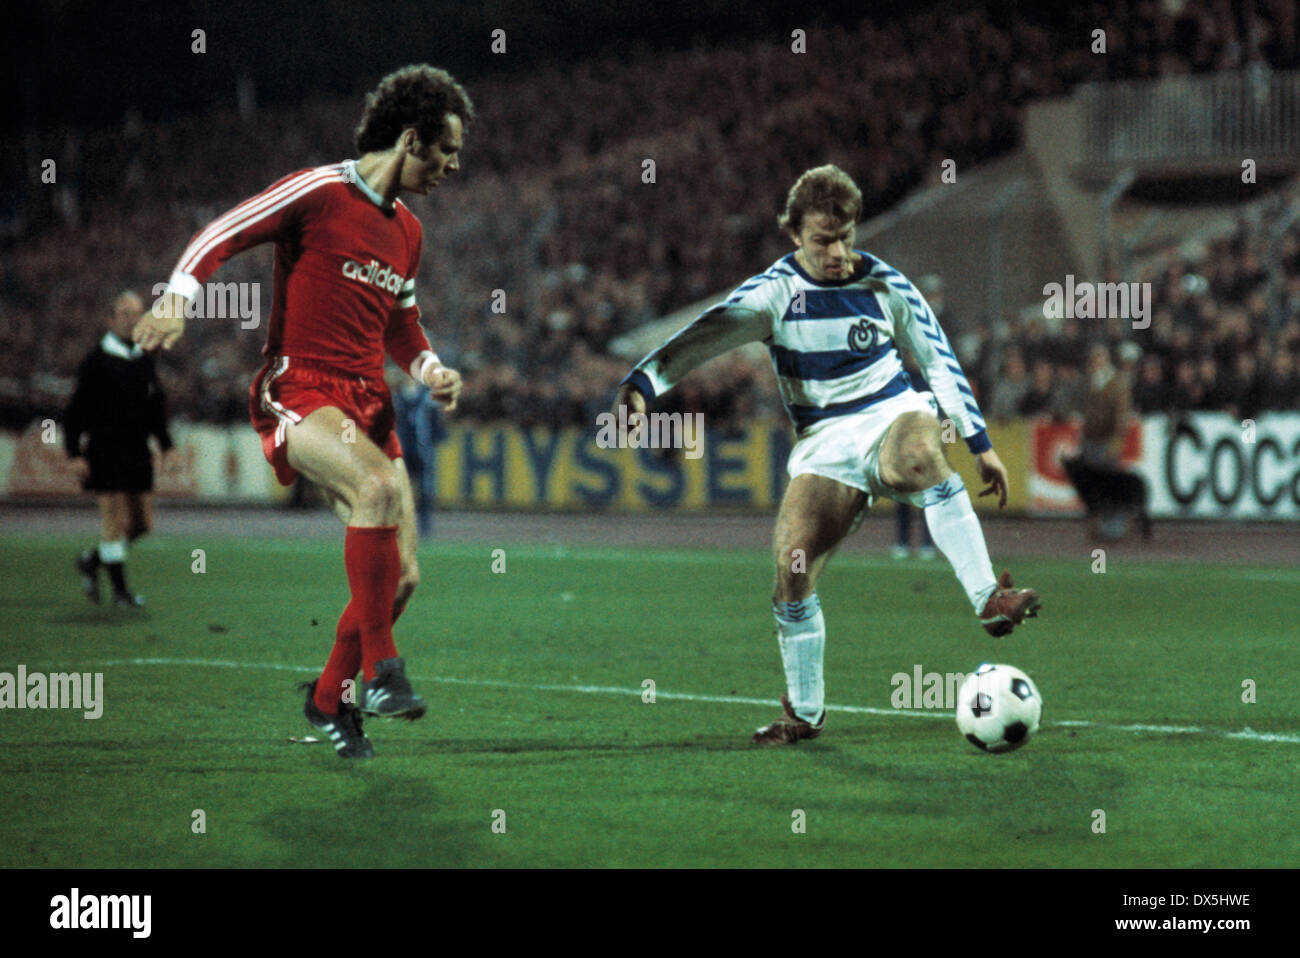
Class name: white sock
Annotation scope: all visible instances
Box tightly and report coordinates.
[98,540,126,563]
[921,474,998,612]
[773,594,825,723]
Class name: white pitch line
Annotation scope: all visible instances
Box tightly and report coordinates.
[59,656,1300,745]
[228,540,1300,581]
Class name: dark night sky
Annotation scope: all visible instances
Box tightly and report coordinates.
[9,0,883,137]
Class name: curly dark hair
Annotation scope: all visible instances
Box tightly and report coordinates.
[354,64,475,154]
[777,165,863,235]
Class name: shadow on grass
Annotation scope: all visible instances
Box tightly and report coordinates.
[255,773,478,867]
[406,733,756,760]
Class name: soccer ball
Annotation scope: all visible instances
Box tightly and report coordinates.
[955,663,1042,753]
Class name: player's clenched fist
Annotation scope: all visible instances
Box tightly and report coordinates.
[422,362,462,411]
[132,293,187,351]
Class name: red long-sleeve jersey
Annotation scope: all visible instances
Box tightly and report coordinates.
[166,161,433,379]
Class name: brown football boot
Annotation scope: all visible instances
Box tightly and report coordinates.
[978,569,1042,637]
[751,695,825,746]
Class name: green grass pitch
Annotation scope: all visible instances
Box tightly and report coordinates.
[1,533,1296,868]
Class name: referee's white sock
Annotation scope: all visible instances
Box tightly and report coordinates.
[98,540,126,564]
[773,594,825,724]
[921,474,998,612]
[99,539,130,595]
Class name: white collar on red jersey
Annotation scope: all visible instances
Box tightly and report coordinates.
[343,160,392,210]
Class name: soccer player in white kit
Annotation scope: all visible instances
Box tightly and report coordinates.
[614,165,1041,745]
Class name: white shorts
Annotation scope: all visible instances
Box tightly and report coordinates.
[787,389,940,508]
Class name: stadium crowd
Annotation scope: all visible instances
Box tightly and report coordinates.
[964,189,1300,425]
[3,0,1298,433]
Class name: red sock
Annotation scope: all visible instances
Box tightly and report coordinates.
[313,586,412,714]
[309,587,410,712]
[344,525,401,681]
[314,604,361,714]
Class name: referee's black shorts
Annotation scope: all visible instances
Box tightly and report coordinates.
[85,450,154,493]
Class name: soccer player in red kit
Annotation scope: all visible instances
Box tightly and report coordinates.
[133,65,473,759]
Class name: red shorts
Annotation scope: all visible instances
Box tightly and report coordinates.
[249,356,403,486]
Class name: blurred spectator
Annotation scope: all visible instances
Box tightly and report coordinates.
[1080,344,1130,469]
[1046,317,1085,368]
[1220,351,1263,420]
[391,370,448,538]
[1048,361,1085,422]
[1260,350,1300,411]
[985,348,1030,423]
[1132,355,1170,415]
[1169,357,1206,411]
[1064,342,1150,540]
[1017,358,1056,417]
[1197,354,1229,410]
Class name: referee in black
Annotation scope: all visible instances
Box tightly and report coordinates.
[66,290,174,606]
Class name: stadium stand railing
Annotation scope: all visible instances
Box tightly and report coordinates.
[1079,68,1300,170]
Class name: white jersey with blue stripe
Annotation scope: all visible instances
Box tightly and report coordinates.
[622,250,991,453]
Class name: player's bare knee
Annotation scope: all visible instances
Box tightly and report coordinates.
[354,469,400,518]
[893,438,946,490]
[911,445,949,488]
[773,541,803,574]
